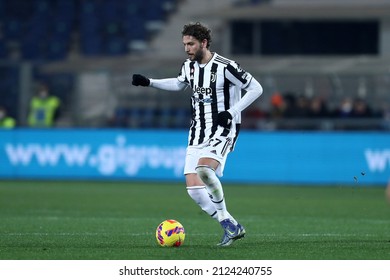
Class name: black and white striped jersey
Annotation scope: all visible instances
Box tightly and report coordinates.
[177,52,253,146]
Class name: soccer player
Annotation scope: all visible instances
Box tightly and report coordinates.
[132,22,263,246]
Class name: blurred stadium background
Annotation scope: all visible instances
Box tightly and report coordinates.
[1,0,390,186]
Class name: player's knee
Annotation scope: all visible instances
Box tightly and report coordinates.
[196,165,215,184]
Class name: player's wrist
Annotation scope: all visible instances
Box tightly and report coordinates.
[227,108,238,118]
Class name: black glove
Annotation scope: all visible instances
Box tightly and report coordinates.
[132,74,150,86]
[217,111,233,129]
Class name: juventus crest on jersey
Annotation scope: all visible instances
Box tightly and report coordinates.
[177,53,253,146]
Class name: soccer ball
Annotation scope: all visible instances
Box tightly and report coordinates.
[156,219,185,247]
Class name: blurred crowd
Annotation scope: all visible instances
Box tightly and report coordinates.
[2,89,390,131]
[254,91,382,119]
[243,91,390,130]
[105,91,390,131]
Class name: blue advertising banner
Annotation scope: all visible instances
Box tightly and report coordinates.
[225,132,390,185]
[0,129,187,181]
[0,129,389,185]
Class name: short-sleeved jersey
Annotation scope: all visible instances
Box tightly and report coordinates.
[177,52,253,146]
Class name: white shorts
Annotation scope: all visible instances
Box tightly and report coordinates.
[184,135,234,177]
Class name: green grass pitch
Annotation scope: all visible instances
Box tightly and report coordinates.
[0,180,389,260]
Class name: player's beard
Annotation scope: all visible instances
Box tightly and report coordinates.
[192,47,204,63]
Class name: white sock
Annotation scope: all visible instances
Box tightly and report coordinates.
[186,186,218,220]
[186,185,238,224]
[196,165,231,222]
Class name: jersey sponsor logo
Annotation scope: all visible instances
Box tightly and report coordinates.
[236,66,249,80]
[193,85,213,95]
[192,96,213,103]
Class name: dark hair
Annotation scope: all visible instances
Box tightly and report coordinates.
[182,22,212,48]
